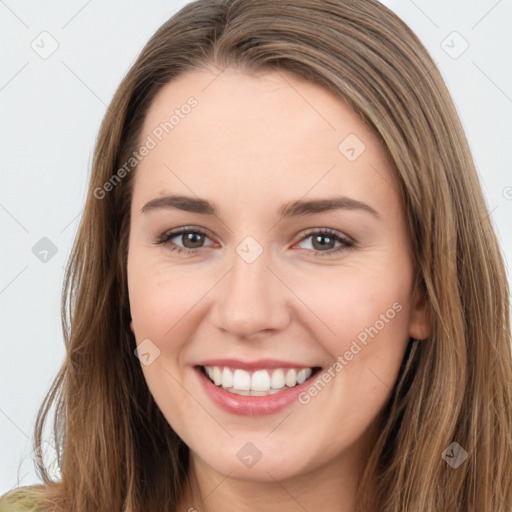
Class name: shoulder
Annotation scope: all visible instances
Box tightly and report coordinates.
[0,485,46,512]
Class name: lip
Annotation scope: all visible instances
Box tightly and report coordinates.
[194,365,321,416]
[195,358,315,371]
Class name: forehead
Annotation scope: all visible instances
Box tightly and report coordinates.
[132,67,398,215]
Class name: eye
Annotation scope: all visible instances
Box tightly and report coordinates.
[155,226,215,254]
[294,228,354,256]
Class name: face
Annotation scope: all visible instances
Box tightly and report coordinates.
[127,66,430,485]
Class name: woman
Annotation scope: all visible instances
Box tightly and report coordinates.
[1,0,511,510]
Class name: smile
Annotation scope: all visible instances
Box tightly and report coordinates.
[201,365,319,396]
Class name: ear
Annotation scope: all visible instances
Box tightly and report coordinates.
[129,320,135,334]
[408,280,431,340]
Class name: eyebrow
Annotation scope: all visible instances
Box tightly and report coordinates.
[140,194,380,220]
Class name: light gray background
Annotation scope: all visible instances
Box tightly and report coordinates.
[1,0,511,494]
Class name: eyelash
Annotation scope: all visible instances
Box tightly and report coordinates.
[155,226,355,257]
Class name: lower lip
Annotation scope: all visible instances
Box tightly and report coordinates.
[195,366,319,416]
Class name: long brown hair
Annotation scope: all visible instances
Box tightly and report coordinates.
[21,0,512,510]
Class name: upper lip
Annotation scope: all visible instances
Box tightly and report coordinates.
[196,358,320,371]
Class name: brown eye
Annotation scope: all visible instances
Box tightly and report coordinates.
[179,231,206,249]
[296,228,354,256]
[156,227,214,254]
[311,233,337,251]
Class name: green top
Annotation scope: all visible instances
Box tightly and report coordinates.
[0,486,45,512]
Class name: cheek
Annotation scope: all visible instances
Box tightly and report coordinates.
[287,264,413,413]
[128,260,212,434]
[128,256,207,342]
[290,266,411,346]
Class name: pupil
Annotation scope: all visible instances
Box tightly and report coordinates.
[313,234,333,251]
[184,232,203,248]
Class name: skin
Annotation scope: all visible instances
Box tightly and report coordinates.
[127,66,431,512]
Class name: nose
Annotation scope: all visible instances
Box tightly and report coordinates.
[209,244,291,339]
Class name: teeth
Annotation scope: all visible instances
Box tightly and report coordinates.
[270,369,285,389]
[221,367,233,387]
[285,369,297,387]
[297,368,309,385]
[233,369,251,391]
[203,365,314,395]
[212,366,222,386]
[251,370,270,392]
